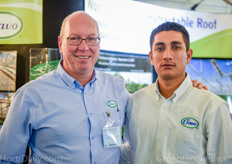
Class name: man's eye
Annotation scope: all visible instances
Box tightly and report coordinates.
[87,37,96,41]
[70,37,80,41]
[156,47,164,51]
[173,46,181,50]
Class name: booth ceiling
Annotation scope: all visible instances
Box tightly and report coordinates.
[136,0,232,14]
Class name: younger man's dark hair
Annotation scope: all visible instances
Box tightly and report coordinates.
[150,22,190,52]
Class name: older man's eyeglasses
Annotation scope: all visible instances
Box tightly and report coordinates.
[62,36,100,46]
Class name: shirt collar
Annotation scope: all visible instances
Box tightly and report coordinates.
[153,73,192,103]
[172,73,192,103]
[57,59,97,90]
[89,69,97,87]
[154,81,162,102]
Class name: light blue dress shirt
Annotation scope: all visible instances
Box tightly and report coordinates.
[0,61,130,164]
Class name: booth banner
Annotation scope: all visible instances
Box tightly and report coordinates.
[0,0,42,44]
[85,0,232,58]
[96,50,151,72]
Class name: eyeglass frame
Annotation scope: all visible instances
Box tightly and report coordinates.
[61,36,101,46]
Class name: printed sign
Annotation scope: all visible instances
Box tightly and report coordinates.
[0,51,17,91]
[0,12,23,39]
[0,0,42,44]
[30,48,61,80]
[96,50,151,73]
[85,0,232,58]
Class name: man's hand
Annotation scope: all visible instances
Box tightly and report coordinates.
[192,79,208,90]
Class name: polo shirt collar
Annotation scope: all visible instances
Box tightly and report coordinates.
[172,73,191,103]
[154,81,162,102]
[57,60,97,89]
[153,73,191,103]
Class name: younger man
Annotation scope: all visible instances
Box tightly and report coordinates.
[120,22,232,164]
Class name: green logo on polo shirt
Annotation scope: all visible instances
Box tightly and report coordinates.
[106,100,117,108]
[181,117,199,129]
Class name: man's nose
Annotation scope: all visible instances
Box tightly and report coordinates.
[78,39,89,51]
[163,49,172,60]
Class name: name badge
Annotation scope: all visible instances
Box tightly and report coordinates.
[103,126,122,148]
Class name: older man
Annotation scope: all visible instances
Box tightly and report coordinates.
[0,11,129,164]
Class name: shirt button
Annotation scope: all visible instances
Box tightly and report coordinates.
[92,136,95,140]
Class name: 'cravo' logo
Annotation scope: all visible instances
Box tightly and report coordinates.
[0,12,23,39]
[106,100,117,108]
[181,117,199,129]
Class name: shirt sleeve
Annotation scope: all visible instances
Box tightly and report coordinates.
[0,89,33,164]
[119,117,132,163]
[119,97,132,164]
[119,79,131,127]
[206,101,232,163]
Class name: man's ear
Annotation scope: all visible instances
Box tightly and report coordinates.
[149,51,154,65]
[58,36,63,54]
[186,49,193,64]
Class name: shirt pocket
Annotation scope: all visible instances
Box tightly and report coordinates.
[168,127,202,162]
[102,111,122,127]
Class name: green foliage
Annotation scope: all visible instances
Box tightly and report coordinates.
[113,72,148,94]
[126,80,148,94]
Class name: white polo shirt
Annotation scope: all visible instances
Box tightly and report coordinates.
[122,73,232,164]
